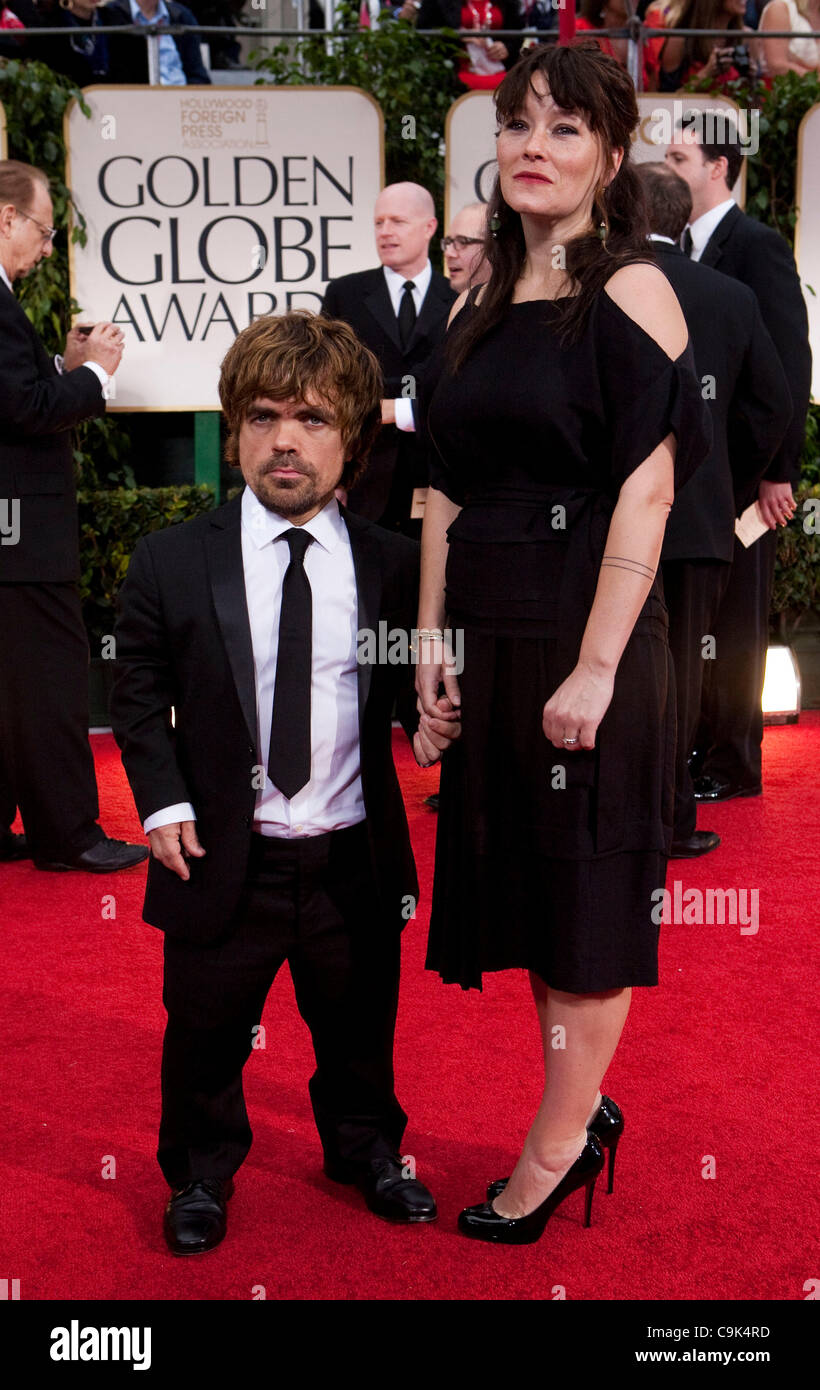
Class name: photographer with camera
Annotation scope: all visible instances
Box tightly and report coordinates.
[659,0,762,88]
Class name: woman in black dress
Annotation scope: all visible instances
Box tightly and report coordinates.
[414,40,710,1244]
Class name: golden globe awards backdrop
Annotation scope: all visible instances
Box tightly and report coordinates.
[445,90,746,222]
[64,86,384,410]
[794,104,820,404]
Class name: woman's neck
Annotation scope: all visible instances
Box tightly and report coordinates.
[518,211,594,297]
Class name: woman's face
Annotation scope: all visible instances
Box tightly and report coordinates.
[495,74,620,231]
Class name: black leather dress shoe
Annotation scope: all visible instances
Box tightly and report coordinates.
[0,830,28,861]
[324,1155,437,1224]
[34,837,149,873]
[693,774,762,802]
[670,830,721,858]
[164,1178,234,1255]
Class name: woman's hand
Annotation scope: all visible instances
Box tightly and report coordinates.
[487,41,508,62]
[542,662,615,752]
[415,639,462,720]
[413,695,462,767]
[702,44,734,79]
[415,639,462,767]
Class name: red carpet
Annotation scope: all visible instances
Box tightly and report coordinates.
[1,718,817,1301]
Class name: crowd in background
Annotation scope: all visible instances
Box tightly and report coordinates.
[1,0,818,87]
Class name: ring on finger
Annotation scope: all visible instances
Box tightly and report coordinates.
[562,735,580,746]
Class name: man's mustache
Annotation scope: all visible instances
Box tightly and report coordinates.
[262,458,314,478]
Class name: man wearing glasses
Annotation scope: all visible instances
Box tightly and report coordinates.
[0,159,147,873]
[441,203,491,297]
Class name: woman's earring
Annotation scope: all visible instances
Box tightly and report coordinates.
[489,214,501,239]
[597,220,607,242]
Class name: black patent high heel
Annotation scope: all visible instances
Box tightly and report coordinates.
[458,1133,604,1246]
[486,1095,624,1201]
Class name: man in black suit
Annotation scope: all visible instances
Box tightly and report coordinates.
[0,159,148,873]
[636,163,792,858]
[665,116,812,801]
[321,182,457,537]
[110,311,459,1254]
[101,0,212,85]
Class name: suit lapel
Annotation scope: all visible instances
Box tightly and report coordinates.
[700,203,742,271]
[363,270,402,353]
[341,507,383,736]
[207,494,258,750]
[405,272,451,354]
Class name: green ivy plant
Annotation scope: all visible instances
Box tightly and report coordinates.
[251,5,462,248]
[0,57,133,487]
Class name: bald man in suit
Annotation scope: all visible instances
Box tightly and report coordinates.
[321,182,456,538]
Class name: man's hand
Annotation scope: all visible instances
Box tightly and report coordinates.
[758,479,796,529]
[381,398,396,426]
[62,326,94,372]
[413,695,462,767]
[147,820,206,881]
[82,322,125,375]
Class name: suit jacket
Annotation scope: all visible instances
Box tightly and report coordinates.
[101,1,212,85]
[109,493,421,942]
[0,279,105,583]
[652,242,792,563]
[698,203,811,487]
[321,267,457,522]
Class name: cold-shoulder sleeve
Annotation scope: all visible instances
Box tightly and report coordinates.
[595,289,712,493]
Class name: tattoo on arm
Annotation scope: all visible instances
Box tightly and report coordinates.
[600,555,656,578]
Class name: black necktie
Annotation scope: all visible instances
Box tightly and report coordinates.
[398,280,417,349]
[681,227,694,258]
[268,528,313,800]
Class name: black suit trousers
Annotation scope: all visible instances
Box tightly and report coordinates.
[661,559,732,840]
[0,582,103,858]
[157,821,408,1187]
[697,531,777,787]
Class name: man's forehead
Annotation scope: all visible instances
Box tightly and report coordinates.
[249,393,334,413]
[30,185,53,212]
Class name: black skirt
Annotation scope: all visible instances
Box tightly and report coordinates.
[425,623,672,993]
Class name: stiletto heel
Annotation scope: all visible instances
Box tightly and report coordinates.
[583,1173,596,1228]
[458,1134,604,1245]
[486,1095,624,1202]
[605,1133,620,1194]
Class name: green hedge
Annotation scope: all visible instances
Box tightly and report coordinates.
[77,486,215,647]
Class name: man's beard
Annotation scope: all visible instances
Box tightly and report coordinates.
[254,461,323,516]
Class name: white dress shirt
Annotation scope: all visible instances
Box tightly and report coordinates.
[0,258,110,395]
[383,261,432,433]
[683,198,736,263]
[144,488,365,839]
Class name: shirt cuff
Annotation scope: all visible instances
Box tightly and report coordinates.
[83,361,111,399]
[143,803,197,834]
[393,397,416,432]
